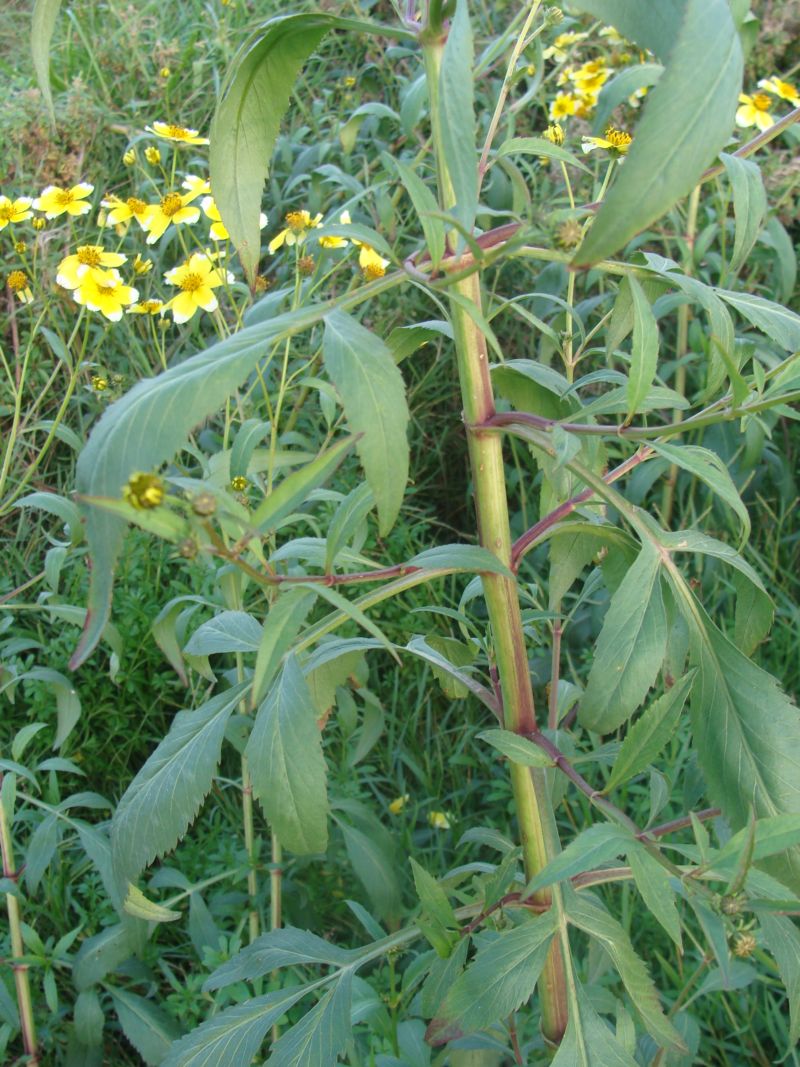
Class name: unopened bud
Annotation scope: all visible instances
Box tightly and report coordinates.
[192,491,217,516]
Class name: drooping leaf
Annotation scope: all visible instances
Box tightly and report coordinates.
[111,684,247,889]
[110,989,182,1066]
[570,0,743,266]
[626,275,660,420]
[204,927,353,992]
[322,309,409,536]
[267,969,353,1067]
[162,985,313,1067]
[246,655,328,854]
[649,444,750,544]
[606,673,694,792]
[720,153,767,275]
[759,912,800,1047]
[429,909,558,1043]
[715,287,800,351]
[438,0,477,232]
[123,883,182,923]
[580,543,668,733]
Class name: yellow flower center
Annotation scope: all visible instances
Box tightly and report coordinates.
[0,203,13,222]
[363,261,386,281]
[166,124,190,139]
[139,300,162,312]
[124,472,164,510]
[160,192,184,216]
[285,211,308,231]
[179,271,204,292]
[752,92,772,111]
[56,189,76,206]
[126,197,147,214]
[77,246,102,266]
[8,270,28,291]
[604,127,632,150]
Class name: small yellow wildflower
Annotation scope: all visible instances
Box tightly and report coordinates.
[574,90,600,119]
[102,194,151,229]
[318,210,352,249]
[388,794,409,815]
[162,252,234,323]
[428,811,451,830]
[230,475,248,492]
[201,195,267,241]
[736,92,774,130]
[7,270,33,304]
[542,30,588,61]
[582,126,632,157]
[123,148,136,166]
[0,196,33,229]
[144,146,162,165]
[147,121,209,145]
[159,67,171,79]
[342,76,357,88]
[14,241,27,254]
[56,245,127,290]
[142,191,200,244]
[571,59,610,94]
[33,182,94,219]
[72,269,139,322]
[543,123,565,146]
[127,299,164,315]
[268,209,323,253]
[32,217,46,231]
[133,254,153,275]
[124,472,164,509]
[359,245,389,281]
[758,76,800,106]
[550,91,578,120]
[91,375,108,391]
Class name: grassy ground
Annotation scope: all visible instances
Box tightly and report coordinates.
[2,0,800,1064]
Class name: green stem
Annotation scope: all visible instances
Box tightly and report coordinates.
[423,37,568,1045]
[0,778,40,1066]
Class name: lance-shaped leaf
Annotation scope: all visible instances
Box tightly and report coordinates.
[110,989,182,1066]
[31,0,62,123]
[204,927,354,992]
[184,611,263,656]
[162,985,314,1067]
[112,684,248,890]
[210,13,413,280]
[478,729,554,768]
[524,824,633,897]
[721,153,767,275]
[650,444,750,544]
[564,887,684,1051]
[551,978,639,1067]
[439,0,477,232]
[246,655,328,854]
[322,309,409,536]
[759,912,800,1047]
[627,843,682,948]
[427,909,558,1044]
[580,543,668,733]
[267,969,353,1067]
[715,288,800,351]
[626,275,659,420]
[570,0,742,266]
[667,577,800,893]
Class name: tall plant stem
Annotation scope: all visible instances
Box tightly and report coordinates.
[0,778,39,1066]
[423,38,569,1046]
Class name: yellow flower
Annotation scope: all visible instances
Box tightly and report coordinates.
[359,244,389,280]
[144,146,162,165]
[101,194,151,229]
[133,254,153,275]
[758,76,800,106]
[72,269,139,321]
[56,245,127,290]
[268,209,323,253]
[736,92,774,130]
[230,475,248,491]
[550,91,578,120]
[142,191,200,244]
[91,375,108,390]
[33,182,94,218]
[571,59,610,94]
[146,121,209,145]
[388,794,409,814]
[32,217,46,231]
[123,472,164,509]
[7,270,33,304]
[128,299,164,315]
[582,126,632,157]
[201,195,267,241]
[428,811,451,830]
[123,148,136,166]
[159,67,171,79]
[182,174,211,202]
[342,76,357,88]
[318,210,352,249]
[575,89,600,119]
[162,252,234,323]
[542,30,588,61]
[543,123,565,146]
[0,196,33,229]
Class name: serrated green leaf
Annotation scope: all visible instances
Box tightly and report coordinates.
[626,275,660,419]
[524,824,633,897]
[571,0,742,266]
[162,985,313,1067]
[477,729,554,768]
[110,989,182,1065]
[715,288,800,351]
[267,969,353,1067]
[253,589,317,706]
[123,883,182,923]
[759,911,800,1047]
[73,924,136,991]
[721,153,767,275]
[111,685,247,889]
[246,655,328,854]
[429,909,557,1042]
[410,857,457,933]
[606,673,694,792]
[650,444,750,544]
[580,544,668,733]
[551,978,639,1067]
[322,309,409,536]
[564,887,683,1050]
[627,844,682,948]
[439,0,477,232]
[204,927,353,992]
